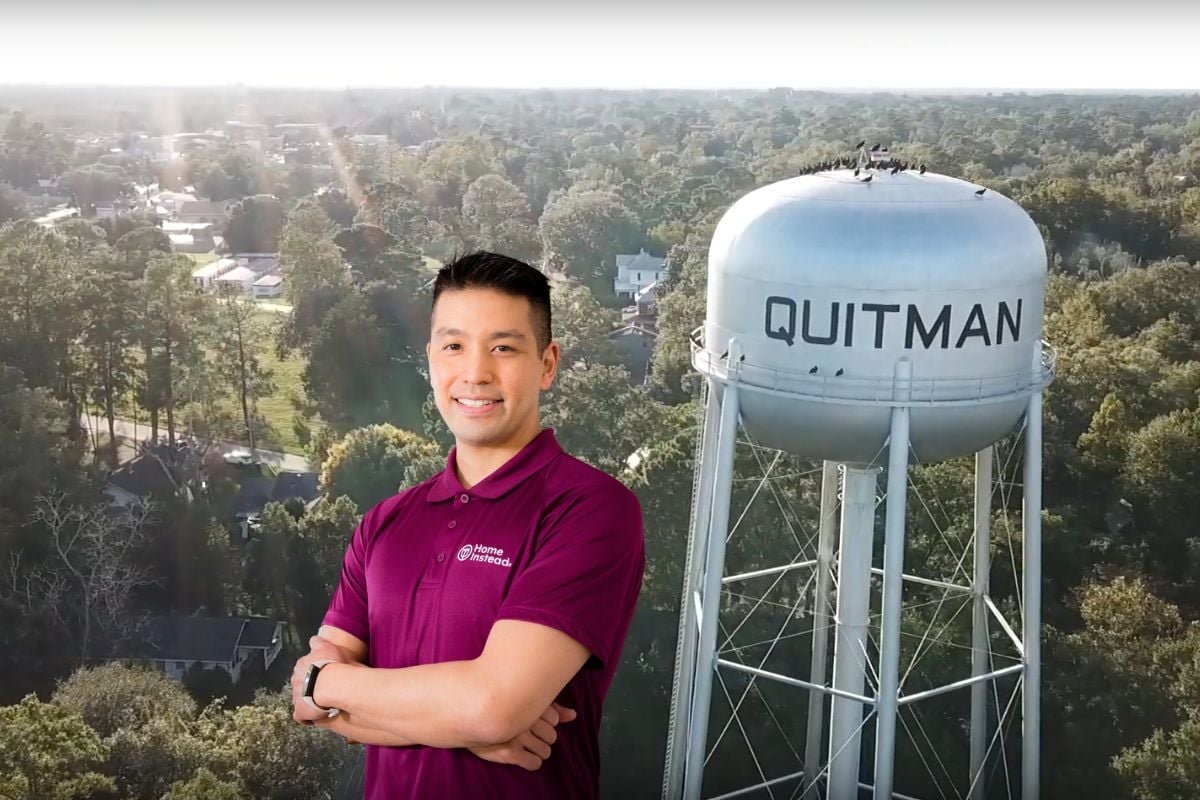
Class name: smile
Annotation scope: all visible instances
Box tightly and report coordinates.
[456,398,501,409]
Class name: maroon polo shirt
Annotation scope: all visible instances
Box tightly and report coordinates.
[322,428,645,799]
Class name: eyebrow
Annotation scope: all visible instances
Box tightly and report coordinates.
[433,327,528,341]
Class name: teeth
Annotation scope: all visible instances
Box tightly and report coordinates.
[458,399,495,408]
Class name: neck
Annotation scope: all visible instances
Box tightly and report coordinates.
[454,422,542,490]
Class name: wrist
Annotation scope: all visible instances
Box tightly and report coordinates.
[313,661,357,710]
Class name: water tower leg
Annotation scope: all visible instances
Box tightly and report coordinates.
[1022,390,1043,800]
[663,387,723,800]
[802,461,841,798]
[683,365,742,800]
[969,446,993,800]
[827,464,879,800]
[872,389,911,800]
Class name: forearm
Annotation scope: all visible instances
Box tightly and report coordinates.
[314,712,418,747]
[315,659,507,749]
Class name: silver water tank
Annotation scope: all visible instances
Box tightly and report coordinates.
[695,169,1053,463]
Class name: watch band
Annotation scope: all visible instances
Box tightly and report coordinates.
[302,659,341,718]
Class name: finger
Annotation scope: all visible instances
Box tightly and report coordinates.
[539,705,560,727]
[552,703,578,722]
[516,749,542,772]
[518,731,551,761]
[530,719,557,746]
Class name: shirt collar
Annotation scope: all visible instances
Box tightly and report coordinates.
[426,428,563,503]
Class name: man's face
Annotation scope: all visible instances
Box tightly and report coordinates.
[427,287,558,449]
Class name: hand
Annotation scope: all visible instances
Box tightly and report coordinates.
[291,636,349,725]
[468,702,578,771]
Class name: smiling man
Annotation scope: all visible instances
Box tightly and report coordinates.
[290,251,646,799]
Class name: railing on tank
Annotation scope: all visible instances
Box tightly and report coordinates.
[690,326,1056,407]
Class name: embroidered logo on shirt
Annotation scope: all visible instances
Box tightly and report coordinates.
[457,544,513,568]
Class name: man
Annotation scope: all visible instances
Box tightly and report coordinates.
[291,251,646,799]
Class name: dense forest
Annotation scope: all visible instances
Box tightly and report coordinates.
[2,85,1200,799]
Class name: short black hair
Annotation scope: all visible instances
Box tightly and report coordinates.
[432,251,552,352]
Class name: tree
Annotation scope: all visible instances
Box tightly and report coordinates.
[192,689,355,800]
[17,493,155,663]
[0,181,24,223]
[139,253,213,446]
[212,287,276,451]
[62,164,131,214]
[223,195,285,254]
[0,695,114,800]
[550,280,621,368]
[320,423,443,510]
[113,224,171,279]
[53,662,197,738]
[162,768,247,800]
[538,184,641,290]
[318,187,358,228]
[54,664,204,800]
[78,269,137,465]
[461,174,539,261]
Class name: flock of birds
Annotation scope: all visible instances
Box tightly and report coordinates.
[794,141,988,196]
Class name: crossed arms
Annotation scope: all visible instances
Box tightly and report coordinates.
[290,618,591,766]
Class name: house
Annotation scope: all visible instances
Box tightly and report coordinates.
[165,221,216,254]
[274,122,321,144]
[233,252,281,275]
[192,257,238,290]
[224,120,269,144]
[137,615,283,682]
[608,324,658,385]
[214,265,259,294]
[613,249,667,301]
[232,471,320,539]
[178,199,231,225]
[252,272,283,298]
[103,443,201,507]
[622,280,661,330]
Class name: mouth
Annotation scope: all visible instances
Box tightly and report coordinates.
[454,397,502,413]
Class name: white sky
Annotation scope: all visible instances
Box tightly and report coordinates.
[1,2,1198,91]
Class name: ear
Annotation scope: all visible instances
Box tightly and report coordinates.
[540,341,560,391]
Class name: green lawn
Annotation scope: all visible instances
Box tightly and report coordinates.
[240,311,312,455]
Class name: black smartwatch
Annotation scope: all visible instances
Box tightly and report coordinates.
[301,659,340,718]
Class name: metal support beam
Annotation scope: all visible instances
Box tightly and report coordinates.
[802,461,840,798]
[873,359,912,800]
[827,464,880,800]
[663,385,722,800]
[1022,386,1044,800]
[970,446,993,800]
[683,342,743,800]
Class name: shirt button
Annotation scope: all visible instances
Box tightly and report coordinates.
[459,493,470,504]
[448,520,457,528]
[436,552,446,563]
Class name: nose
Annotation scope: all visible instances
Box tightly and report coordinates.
[460,347,495,385]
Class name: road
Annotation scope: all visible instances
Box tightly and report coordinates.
[81,414,312,473]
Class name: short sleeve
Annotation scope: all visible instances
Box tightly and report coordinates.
[495,480,645,670]
[322,511,373,645]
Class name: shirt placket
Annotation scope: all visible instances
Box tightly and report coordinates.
[425,490,475,582]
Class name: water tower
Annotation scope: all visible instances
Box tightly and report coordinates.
[661,158,1054,800]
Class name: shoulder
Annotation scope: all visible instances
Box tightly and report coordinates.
[355,471,445,543]
[539,452,644,537]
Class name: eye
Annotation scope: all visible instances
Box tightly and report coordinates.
[494,345,515,353]
[443,343,461,351]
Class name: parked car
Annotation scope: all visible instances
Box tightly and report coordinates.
[223,448,255,465]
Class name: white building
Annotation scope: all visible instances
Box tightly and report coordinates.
[192,258,238,290]
[215,265,259,294]
[252,272,283,298]
[613,249,667,301]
